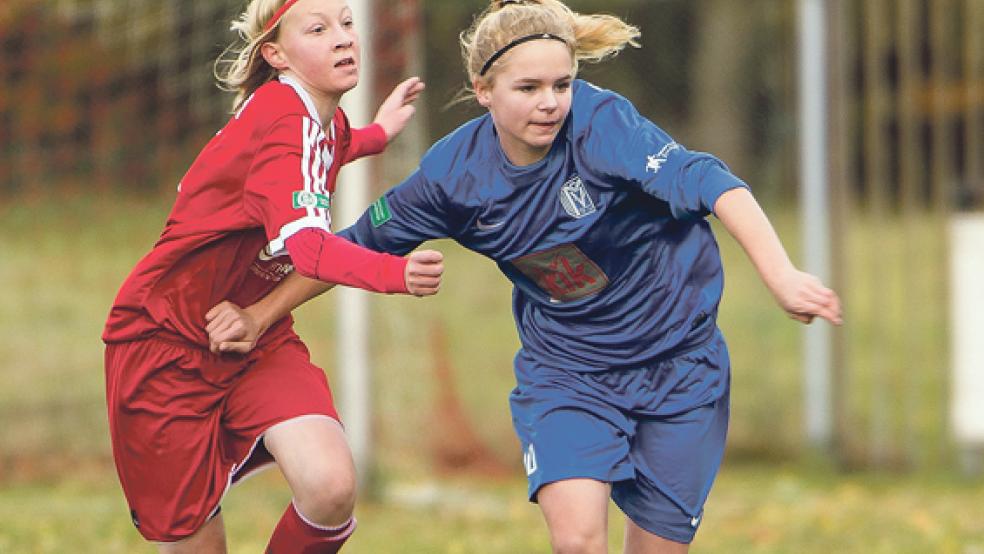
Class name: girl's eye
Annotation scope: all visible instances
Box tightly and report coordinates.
[311,24,325,33]
[519,85,536,93]
[342,19,354,28]
[555,82,571,92]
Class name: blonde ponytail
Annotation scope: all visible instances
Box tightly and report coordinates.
[214,0,287,112]
[460,0,640,85]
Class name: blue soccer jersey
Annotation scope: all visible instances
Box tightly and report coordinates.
[340,80,747,372]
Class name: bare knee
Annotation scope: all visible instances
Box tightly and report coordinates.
[292,464,357,526]
[549,529,607,554]
[264,417,357,527]
[157,513,227,554]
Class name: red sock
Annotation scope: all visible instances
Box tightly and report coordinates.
[265,501,356,554]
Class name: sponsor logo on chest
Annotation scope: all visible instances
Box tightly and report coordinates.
[558,175,596,219]
[513,243,609,303]
[251,245,293,281]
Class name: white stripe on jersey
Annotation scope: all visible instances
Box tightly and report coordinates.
[267,216,332,257]
[266,114,337,258]
[279,75,322,123]
[301,118,317,219]
[267,74,340,258]
[309,122,325,219]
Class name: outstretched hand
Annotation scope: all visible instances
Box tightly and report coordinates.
[373,76,425,142]
[769,268,843,325]
[204,300,266,355]
[405,249,444,297]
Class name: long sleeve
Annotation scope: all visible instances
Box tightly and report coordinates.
[339,168,456,254]
[285,227,408,293]
[342,123,388,165]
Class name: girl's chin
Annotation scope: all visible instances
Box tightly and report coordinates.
[323,70,359,91]
[320,79,359,97]
[526,133,557,149]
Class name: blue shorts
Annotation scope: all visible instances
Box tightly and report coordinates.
[508,332,730,544]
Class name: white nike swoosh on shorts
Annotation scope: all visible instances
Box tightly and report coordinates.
[475,219,505,231]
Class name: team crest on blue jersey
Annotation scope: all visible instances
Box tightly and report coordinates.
[559,175,596,219]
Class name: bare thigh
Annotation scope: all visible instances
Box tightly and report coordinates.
[156,513,226,554]
[537,478,611,554]
[623,516,688,554]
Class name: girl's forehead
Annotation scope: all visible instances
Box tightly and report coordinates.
[495,40,573,79]
[286,0,351,19]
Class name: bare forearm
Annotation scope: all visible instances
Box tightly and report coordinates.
[713,187,794,292]
[713,187,843,325]
[248,271,334,330]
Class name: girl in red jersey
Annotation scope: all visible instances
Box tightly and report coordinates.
[102,0,442,551]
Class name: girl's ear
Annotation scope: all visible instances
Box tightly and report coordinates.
[474,79,492,108]
[261,41,288,70]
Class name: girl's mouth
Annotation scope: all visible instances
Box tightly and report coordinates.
[335,57,355,68]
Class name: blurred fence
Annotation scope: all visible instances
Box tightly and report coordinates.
[0,0,245,193]
[1,0,981,475]
[828,0,983,468]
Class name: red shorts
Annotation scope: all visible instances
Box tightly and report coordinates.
[104,333,339,542]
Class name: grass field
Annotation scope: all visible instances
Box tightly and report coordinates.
[0,192,971,551]
[2,463,982,552]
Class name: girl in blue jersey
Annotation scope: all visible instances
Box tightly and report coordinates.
[208,0,842,551]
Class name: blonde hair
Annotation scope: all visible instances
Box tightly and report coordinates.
[214,0,288,112]
[460,0,640,86]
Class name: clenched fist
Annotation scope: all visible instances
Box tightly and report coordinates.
[404,249,444,296]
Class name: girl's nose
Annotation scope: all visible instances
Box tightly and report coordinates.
[333,27,355,50]
[539,90,558,111]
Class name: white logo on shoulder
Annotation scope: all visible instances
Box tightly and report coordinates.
[646,142,681,175]
[559,175,596,219]
[690,514,701,528]
[523,444,538,476]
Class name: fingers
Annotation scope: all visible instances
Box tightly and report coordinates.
[406,272,442,295]
[218,341,255,355]
[789,312,815,324]
[804,284,842,325]
[208,319,246,353]
[397,76,425,103]
[205,310,242,335]
[386,77,425,108]
[410,249,443,264]
[406,249,444,296]
[204,302,251,353]
[408,283,441,296]
[205,300,232,322]
[787,287,843,326]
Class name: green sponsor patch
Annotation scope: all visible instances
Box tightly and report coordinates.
[292,191,331,210]
[369,196,392,227]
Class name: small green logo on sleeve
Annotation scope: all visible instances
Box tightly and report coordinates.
[369,196,392,227]
[292,191,331,210]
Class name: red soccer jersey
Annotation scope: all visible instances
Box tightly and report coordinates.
[103,76,387,347]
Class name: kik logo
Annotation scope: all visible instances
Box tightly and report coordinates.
[513,243,609,303]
